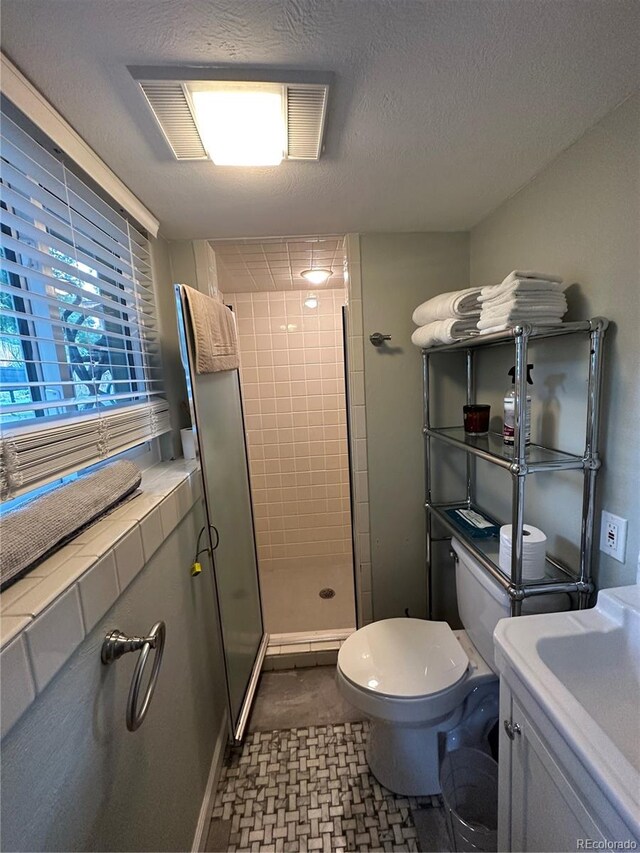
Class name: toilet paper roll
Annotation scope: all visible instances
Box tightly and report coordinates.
[499,524,547,580]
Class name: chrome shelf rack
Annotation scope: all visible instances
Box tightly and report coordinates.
[422,318,608,617]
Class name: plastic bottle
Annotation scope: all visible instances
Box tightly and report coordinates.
[503,364,533,445]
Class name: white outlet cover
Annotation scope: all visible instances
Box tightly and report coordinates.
[600,511,628,563]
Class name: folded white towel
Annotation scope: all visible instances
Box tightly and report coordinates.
[477,313,565,331]
[481,278,566,301]
[479,320,564,335]
[411,318,479,348]
[479,299,567,322]
[501,270,564,286]
[479,290,567,309]
[412,287,481,326]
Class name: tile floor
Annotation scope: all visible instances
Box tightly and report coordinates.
[207,666,451,853]
[210,721,438,852]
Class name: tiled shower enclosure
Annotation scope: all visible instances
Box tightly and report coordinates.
[224,289,356,633]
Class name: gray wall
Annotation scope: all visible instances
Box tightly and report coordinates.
[470,93,640,589]
[0,500,227,852]
[360,232,470,621]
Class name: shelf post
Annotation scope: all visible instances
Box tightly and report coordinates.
[465,348,476,507]
[510,326,530,615]
[423,350,433,620]
[578,318,608,608]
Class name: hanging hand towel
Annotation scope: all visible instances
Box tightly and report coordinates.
[411,318,479,348]
[182,285,239,373]
[412,287,482,326]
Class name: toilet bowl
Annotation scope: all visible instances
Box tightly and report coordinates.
[337,619,496,795]
[337,537,567,795]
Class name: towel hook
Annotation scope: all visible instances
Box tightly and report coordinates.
[369,332,392,347]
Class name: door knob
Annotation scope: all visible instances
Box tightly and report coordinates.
[369,332,392,347]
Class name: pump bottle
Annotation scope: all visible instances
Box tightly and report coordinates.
[503,364,533,445]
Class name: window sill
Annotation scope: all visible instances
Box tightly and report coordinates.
[0,458,202,738]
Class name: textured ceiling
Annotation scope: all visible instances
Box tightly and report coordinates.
[1,1,639,240]
[211,236,345,292]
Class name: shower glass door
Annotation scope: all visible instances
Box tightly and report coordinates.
[175,285,266,742]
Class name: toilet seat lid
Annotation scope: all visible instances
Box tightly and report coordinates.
[338,618,469,698]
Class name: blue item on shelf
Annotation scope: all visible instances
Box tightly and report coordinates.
[444,507,500,539]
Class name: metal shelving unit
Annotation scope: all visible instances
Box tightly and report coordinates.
[422,318,608,617]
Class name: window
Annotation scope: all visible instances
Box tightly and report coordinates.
[0,109,170,499]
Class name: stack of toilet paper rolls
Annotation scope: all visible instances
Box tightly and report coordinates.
[499,524,547,580]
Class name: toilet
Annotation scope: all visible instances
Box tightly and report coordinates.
[337,537,565,795]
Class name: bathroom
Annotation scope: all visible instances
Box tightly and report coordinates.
[0,2,638,852]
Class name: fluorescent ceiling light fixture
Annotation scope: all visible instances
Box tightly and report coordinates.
[304,294,318,309]
[189,83,285,166]
[301,268,333,285]
[131,66,332,162]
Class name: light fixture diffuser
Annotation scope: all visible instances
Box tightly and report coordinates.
[131,66,332,163]
[301,268,333,285]
[190,84,285,166]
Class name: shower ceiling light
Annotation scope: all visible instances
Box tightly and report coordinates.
[301,268,333,285]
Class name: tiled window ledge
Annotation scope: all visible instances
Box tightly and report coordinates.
[0,459,202,739]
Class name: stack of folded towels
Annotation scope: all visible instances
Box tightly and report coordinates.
[411,287,482,348]
[477,270,567,334]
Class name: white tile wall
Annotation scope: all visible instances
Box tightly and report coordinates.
[0,461,201,737]
[225,289,356,633]
[0,635,36,738]
[25,586,86,693]
[344,234,374,625]
[139,506,164,562]
[78,552,120,633]
[113,526,145,591]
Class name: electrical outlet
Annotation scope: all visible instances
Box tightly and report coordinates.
[599,511,628,563]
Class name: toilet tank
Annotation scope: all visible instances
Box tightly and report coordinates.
[452,537,568,673]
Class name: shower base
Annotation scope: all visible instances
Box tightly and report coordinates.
[263,628,355,671]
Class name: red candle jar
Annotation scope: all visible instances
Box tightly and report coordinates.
[463,404,491,436]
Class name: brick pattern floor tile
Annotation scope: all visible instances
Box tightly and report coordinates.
[211,721,441,852]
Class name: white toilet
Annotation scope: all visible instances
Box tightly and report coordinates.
[337,537,565,795]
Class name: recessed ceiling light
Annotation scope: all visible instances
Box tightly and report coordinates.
[189,83,285,166]
[301,268,332,285]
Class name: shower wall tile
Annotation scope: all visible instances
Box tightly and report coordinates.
[344,234,373,625]
[225,289,355,633]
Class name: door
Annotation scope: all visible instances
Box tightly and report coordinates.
[175,285,266,742]
[509,696,606,851]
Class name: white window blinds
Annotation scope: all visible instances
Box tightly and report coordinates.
[0,109,170,499]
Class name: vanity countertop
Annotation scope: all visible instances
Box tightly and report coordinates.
[494,584,640,841]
